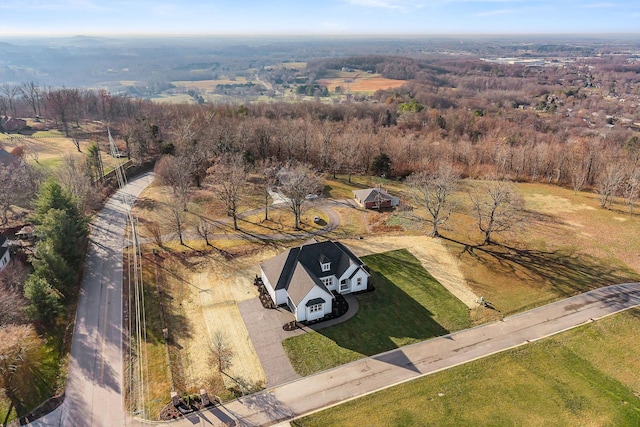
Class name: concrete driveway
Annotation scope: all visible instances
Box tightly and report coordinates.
[238,299,303,387]
[238,293,360,388]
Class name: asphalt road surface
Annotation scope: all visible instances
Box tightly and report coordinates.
[29,173,155,427]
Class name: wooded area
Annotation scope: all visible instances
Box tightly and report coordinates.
[1,49,640,422]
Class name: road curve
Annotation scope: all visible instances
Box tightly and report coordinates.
[132,282,640,427]
[29,173,155,427]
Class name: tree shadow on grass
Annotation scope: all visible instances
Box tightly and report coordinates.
[442,236,640,311]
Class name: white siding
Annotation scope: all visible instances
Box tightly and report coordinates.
[275,289,287,306]
[295,285,333,322]
[350,268,369,292]
[0,251,9,273]
[261,270,277,303]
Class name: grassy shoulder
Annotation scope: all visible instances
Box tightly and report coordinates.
[297,307,640,427]
[282,249,471,376]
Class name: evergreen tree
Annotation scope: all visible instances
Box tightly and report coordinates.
[371,152,392,177]
[23,276,61,324]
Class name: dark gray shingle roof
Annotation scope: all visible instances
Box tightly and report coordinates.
[260,241,365,305]
[353,188,393,203]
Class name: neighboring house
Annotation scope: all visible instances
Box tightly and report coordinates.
[0,117,27,132]
[260,240,370,322]
[353,187,399,210]
[15,225,35,240]
[0,235,10,273]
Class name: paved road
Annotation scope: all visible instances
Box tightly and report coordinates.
[137,282,640,427]
[29,173,155,427]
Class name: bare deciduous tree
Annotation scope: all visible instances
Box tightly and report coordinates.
[623,168,640,218]
[407,165,459,237]
[57,155,100,213]
[207,154,247,230]
[0,259,28,291]
[0,324,47,423]
[143,221,163,247]
[0,285,28,327]
[45,88,80,136]
[209,330,233,373]
[469,179,523,245]
[166,198,187,246]
[0,84,19,117]
[263,161,280,221]
[154,153,195,211]
[278,163,322,230]
[597,164,624,209]
[0,164,31,225]
[19,82,42,118]
[196,217,213,246]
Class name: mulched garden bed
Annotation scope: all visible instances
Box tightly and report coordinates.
[254,276,276,309]
[159,394,219,421]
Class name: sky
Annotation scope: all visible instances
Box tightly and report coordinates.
[0,0,638,36]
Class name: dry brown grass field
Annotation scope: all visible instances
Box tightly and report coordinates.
[0,121,122,171]
[317,74,406,94]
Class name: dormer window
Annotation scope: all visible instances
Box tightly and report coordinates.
[320,254,331,272]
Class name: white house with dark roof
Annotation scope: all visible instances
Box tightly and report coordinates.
[0,235,10,273]
[260,241,369,322]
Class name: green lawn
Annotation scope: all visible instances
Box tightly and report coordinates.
[282,249,471,376]
[297,307,640,427]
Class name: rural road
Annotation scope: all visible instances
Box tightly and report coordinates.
[128,282,640,427]
[28,173,155,427]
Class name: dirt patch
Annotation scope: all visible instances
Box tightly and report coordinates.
[342,235,479,308]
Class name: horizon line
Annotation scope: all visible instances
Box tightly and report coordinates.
[1,31,640,39]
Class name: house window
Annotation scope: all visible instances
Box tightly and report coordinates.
[309,303,323,313]
[321,262,331,272]
[356,277,362,287]
[321,277,333,287]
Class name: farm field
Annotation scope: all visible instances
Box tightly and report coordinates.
[171,77,249,90]
[297,307,640,427]
[317,70,406,94]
